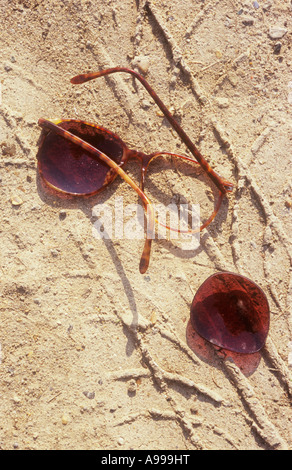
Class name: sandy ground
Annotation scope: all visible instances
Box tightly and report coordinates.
[0,0,291,451]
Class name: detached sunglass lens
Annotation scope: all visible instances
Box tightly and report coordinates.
[37,121,124,195]
[190,272,270,354]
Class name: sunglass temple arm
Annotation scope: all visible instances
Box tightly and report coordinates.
[71,67,233,195]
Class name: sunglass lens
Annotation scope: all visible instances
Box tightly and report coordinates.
[37,121,125,195]
[190,272,270,354]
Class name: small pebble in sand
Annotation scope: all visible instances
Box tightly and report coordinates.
[273,42,282,54]
[11,195,23,206]
[268,26,287,40]
[215,97,229,109]
[133,55,150,74]
[61,414,68,425]
[242,17,254,26]
[13,395,21,404]
[59,210,67,220]
[127,379,137,396]
[1,141,16,156]
[83,391,95,399]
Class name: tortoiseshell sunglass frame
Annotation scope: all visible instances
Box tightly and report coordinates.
[37,67,234,274]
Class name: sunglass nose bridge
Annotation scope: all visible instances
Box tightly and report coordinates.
[125,149,155,191]
[126,148,152,164]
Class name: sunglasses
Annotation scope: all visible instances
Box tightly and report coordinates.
[190,272,270,354]
[37,67,233,274]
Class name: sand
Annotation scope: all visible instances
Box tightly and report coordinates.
[0,0,291,451]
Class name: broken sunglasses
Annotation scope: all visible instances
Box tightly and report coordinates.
[37,67,233,274]
[37,68,270,353]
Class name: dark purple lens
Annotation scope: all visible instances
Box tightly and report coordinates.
[190,272,270,354]
[37,121,125,195]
